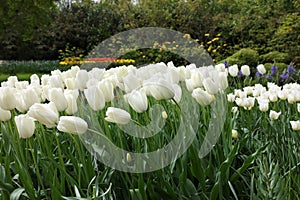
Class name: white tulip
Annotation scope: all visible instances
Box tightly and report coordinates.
[65,93,78,115]
[241,65,251,76]
[228,64,239,77]
[202,77,219,95]
[259,103,269,112]
[98,79,115,102]
[143,79,175,100]
[297,103,300,113]
[49,88,68,112]
[268,92,278,102]
[257,64,266,75]
[15,81,29,90]
[75,70,89,91]
[0,87,17,110]
[105,107,131,125]
[231,106,238,114]
[269,110,281,120]
[227,93,236,102]
[84,85,105,111]
[278,90,288,100]
[64,78,76,90]
[290,120,300,131]
[14,114,35,139]
[0,107,11,121]
[57,116,88,135]
[49,75,64,89]
[22,87,41,109]
[218,71,228,91]
[126,90,148,113]
[123,73,142,93]
[28,102,59,128]
[162,111,168,119]
[7,76,18,87]
[192,88,215,106]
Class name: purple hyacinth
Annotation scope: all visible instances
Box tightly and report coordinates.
[280,73,289,80]
[270,65,278,75]
[286,65,296,74]
[266,75,273,80]
[255,70,264,78]
[237,70,243,78]
[224,61,229,69]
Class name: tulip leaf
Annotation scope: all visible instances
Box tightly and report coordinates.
[10,188,25,200]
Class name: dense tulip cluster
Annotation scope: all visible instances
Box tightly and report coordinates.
[0,62,228,138]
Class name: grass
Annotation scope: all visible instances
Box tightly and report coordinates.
[0,73,44,82]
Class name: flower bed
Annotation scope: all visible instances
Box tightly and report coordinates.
[0,62,299,199]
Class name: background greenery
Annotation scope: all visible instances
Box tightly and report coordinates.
[0,0,299,67]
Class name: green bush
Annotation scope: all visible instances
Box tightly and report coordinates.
[264,62,288,73]
[260,51,291,64]
[0,60,68,74]
[221,48,259,67]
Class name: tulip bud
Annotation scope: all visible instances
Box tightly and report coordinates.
[192,88,214,106]
[105,107,131,125]
[231,106,238,114]
[57,116,88,135]
[228,64,239,77]
[14,114,35,139]
[232,129,238,138]
[126,90,148,113]
[84,85,105,111]
[0,107,11,121]
[269,110,281,120]
[241,65,251,76]
[49,88,68,112]
[162,111,168,119]
[297,103,300,113]
[257,64,266,75]
[290,120,300,131]
[28,102,59,128]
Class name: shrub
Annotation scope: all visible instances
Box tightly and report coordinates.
[260,51,291,64]
[221,48,259,67]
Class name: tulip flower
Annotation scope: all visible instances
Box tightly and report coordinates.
[49,88,68,112]
[259,103,269,112]
[227,93,236,102]
[297,103,300,113]
[202,77,219,95]
[228,64,239,77]
[0,107,11,121]
[256,64,266,75]
[105,107,131,125]
[269,110,281,120]
[65,93,78,115]
[218,71,228,91]
[57,116,88,135]
[231,106,238,114]
[75,70,89,91]
[241,65,251,76]
[126,90,148,113]
[162,111,168,119]
[290,120,300,131]
[192,88,214,106]
[84,85,105,111]
[14,114,35,139]
[143,79,175,100]
[0,87,17,110]
[28,102,59,128]
[98,79,115,102]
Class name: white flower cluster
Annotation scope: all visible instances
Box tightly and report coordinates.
[227,82,300,130]
[0,62,228,138]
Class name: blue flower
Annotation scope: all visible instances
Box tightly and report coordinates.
[255,70,264,78]
[266,75,273,79]
[224,61,229,69]
[270,65,278,75]
[237,70,243,78]
[286,65,296,74]
[280,73,289,80]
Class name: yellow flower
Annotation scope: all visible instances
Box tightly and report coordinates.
[212,49,217,53]
[204,33,210,37]
[217,33,221,37]
[232,130,238,138]
[183,33,191,38]
[207,41,212,44]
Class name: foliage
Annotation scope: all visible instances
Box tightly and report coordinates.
[260,51,292,64]
[221,48,259,67]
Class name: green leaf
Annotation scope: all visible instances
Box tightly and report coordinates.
[10,188,25,200]
[210,182,219,200]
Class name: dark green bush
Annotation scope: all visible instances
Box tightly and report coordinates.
[264,62,288,73]
[260,51,291,64]
[221,48,259,67]
[0,60,69,74]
